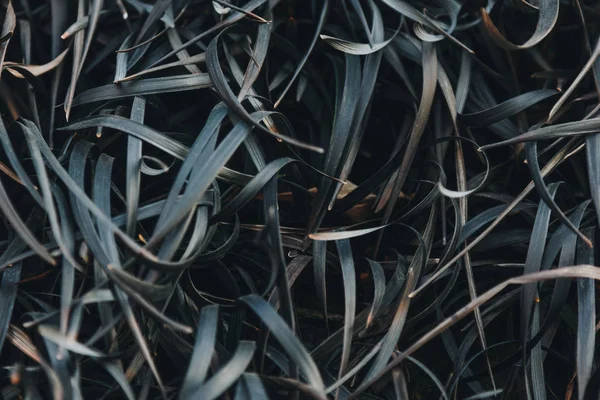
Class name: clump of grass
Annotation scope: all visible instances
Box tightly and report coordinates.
[0,0,599,398]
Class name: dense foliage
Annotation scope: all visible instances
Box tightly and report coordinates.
[0,0,599,398]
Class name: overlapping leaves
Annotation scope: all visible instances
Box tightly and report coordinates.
[0,0,599,399]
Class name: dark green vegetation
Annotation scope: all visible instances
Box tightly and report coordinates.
[1,0,600,398]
